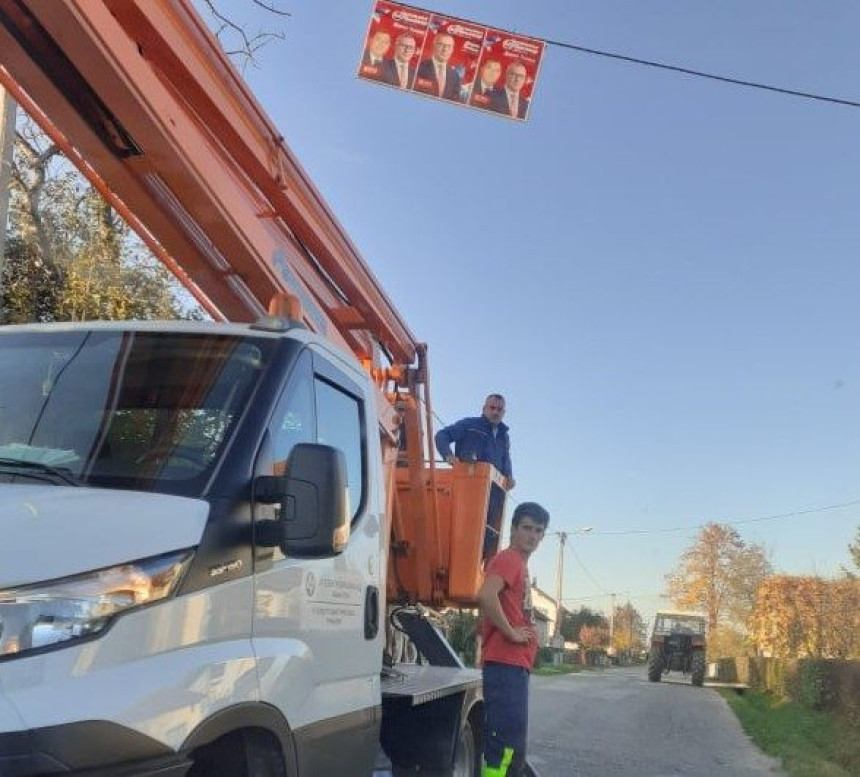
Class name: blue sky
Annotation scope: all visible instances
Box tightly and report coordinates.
[218,0,860,623]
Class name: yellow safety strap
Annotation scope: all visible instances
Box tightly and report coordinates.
[482,746,515,777]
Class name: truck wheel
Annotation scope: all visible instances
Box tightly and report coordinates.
[691,651,705,687]
[647,653,662,682]
[451,719,479,777]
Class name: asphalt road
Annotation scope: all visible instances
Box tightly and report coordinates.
[526,665,785,777]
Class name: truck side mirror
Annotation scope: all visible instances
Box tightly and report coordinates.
[256,443,350,558]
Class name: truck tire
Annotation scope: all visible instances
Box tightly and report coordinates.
[691,651,705,687]
[647,652,662,682]
[451,719,479,777]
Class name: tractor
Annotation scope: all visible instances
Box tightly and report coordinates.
[647,611,707,686]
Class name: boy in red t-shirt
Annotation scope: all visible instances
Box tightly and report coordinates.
[477,501,550,777]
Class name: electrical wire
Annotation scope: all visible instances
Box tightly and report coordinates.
[582,498,860,537]
[395,2,860,110]
[423,404,860,541]
[544,38,860,109]
[566,540,609,595]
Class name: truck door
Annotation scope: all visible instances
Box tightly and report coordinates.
[251,348,381,777]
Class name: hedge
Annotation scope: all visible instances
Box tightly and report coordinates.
[714,657,860,727]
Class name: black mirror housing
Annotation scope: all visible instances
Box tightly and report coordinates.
[276,443,350,558]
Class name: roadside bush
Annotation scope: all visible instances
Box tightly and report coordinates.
[795,660,837,711]
[536,647,554,667]
[829,661,860,727]
[446,610,478,666]
[718,656,859,728]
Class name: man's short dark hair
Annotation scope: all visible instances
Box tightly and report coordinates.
[512,501,549,529]
[486,393,505,404]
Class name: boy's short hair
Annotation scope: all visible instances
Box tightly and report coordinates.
[511,501,550,529]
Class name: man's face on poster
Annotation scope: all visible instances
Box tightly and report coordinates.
[505,63,528,93]
[394,36,416,64]
[480,60,501,87]
[369,31,391,58]
[433,34,455,63]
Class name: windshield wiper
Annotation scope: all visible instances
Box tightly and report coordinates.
[0,458,82,486]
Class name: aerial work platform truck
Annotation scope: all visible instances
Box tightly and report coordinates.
[0,1,514,775]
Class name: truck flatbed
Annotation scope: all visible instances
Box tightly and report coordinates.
[381,664,481,706]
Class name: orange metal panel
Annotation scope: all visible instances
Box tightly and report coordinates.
[103,1,419,362]
[390,462,507,607]
[448,463,508,604]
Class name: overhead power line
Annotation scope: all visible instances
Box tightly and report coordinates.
[398,2,859,110]
[566,539,608,595]
[584,498,860,537]
[544,38,860,110]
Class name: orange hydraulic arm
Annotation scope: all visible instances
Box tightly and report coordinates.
[0,0,504,606]
[0,0,416,364]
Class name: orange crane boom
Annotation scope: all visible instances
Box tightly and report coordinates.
[0,0,506,606]
[0,0,416,365]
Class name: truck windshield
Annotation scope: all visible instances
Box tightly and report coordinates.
[656,616,705,635]
[0,329,273,496]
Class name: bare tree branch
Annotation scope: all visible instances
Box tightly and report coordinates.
[249,0,291,17]
[199,0,289,69]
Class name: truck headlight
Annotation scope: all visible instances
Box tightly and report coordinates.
[0,550,194,658]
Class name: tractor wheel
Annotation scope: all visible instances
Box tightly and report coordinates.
[647,652,662,682]
[691,651,705,687]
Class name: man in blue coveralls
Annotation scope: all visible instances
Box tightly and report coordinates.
[434,394,515,554]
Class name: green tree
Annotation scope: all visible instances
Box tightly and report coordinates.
[445,610,478,666]
[560,606,607,642]
[665,522,772,638]
[1,236,61,322]
[2,116,200,323]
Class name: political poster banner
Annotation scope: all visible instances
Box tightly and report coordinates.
[357,1,546,121]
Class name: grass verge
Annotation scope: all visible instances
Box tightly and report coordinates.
[719,688,860,777]
[533,664,581,676]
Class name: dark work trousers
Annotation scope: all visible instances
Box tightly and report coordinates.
[482,661,529,776]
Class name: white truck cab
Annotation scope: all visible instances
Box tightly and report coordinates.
[0,320,483,777]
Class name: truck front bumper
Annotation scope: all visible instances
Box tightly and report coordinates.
[0,721,192,776]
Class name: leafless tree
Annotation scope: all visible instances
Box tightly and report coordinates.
[200,0,292,69]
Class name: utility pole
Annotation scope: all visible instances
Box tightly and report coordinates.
[628,599,634,659]
[552,526,593,648]
[554,531,567,640]
[0,86,16,323]
[609,592,616,655]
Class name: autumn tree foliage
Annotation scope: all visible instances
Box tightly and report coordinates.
[665,522,772,638]
[579,624,608,649]
[751,575,860,659]
[578,624,609,665]
[610,602,646,656]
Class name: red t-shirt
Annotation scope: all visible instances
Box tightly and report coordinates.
[480,547,537,670]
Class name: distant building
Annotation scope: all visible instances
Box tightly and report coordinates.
[532,607,552,647]
[530,578,567,647]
